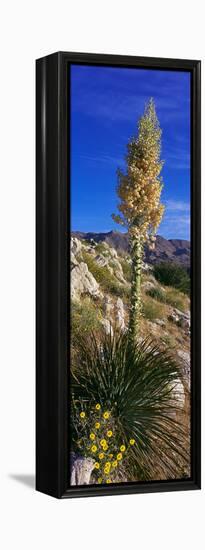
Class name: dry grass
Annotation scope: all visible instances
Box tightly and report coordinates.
[142,295,166,321]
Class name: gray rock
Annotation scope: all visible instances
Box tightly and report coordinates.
[114,266,126,284]
[101,318,113,336]
[115,297,126,331]
[70,453,95,485]
[142,262,153,272]
[71,262,103,301]
[168,311,180,324]
[154,318,166,327]
[142,280,159,292]
[103,296,114,317]
[171,378,185,408]
[71,251,78,267]
[92,246,127,284]
[177,350,191,389]
[109,247,118,259]
[168,308,190,332]
[71,236,82,256]
[94,254,108,268]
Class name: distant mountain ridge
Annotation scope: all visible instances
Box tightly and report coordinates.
[72,230,190,268]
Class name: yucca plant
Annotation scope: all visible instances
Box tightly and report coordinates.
[71,330,189,482]
[112,99,165,341]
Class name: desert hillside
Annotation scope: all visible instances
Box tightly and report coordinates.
[71,234,190,392]
[72,231,190,269]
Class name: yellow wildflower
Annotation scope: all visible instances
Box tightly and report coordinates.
[103,443,108,451]
[117,452,122,461]
[95,422,100,429]
[103,411,110,420]
[96,404,101,410]
[91,445,97,453]
[104,467,110,474]
[120,445,126,452]
[98,478,102,484]
[99,452,104,460]
[105,462,111,468]
[89,433,95,441]
[80,412,85,418]
[94,462,100,470]
[100,439,107,447]
[107,430,113,438]
[112,460,118,468]
[106,479,111,484]
[109,454,113,459]
[130,439,135,446]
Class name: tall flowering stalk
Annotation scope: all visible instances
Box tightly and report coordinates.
[112,99,165,341]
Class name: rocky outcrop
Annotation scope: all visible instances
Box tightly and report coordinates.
[177,350,190,389]
[70,453,95,485]
[71,236,190,400]
[71,236,82,256]
[101,318,113,336]
[101,296,126,334]
[71,236,104,301]
[168,308,190,334]
[171,378,185,408]
[115,298,126,331]
[103,296,114,317]
[154,318,166,327]
[94,254,108,268]
[94,249,126,285]
[72,231,190,269]
[142,279,158,292]
[71,261,103,301]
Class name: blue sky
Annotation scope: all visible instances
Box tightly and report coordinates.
[71,64,190,240]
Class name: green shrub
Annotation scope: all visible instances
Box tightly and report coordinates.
[82,239,92,248]
[147,285,188,312]
[146,287,166,303]
[142,297,165,321]
[94,242,107,254]
[153,262,190,295]
[71,331,188,482]
[165,288,188,311]
[71,298,102,341]
[108,282,130,300]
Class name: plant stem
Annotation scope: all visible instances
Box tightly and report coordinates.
[128,234,143,342]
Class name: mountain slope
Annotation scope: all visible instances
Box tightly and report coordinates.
[72,231,190,268]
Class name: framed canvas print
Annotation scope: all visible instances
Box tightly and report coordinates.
[36,52,201,498]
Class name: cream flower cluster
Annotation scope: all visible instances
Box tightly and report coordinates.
[112,99,165,245]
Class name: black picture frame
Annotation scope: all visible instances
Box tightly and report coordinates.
[36,51,201,499]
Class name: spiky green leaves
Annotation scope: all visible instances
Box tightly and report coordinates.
[71,331,189,481]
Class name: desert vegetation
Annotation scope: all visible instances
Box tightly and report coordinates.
[70,99,190,486]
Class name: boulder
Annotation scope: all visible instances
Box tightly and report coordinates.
[70,453,95,485]
[114,264,127,284]
[94,252,126,284]
[94,254,109,268]
[71,236,82,256]
[168,308,190,333]
[109,247,118,259]
[177,349,190,389]
[115,298,126,331]
[142,280,157,292]
[71,251,78,267]
[154,318,166,327]
[171,378,185,408]
[71,262,103,301]
[101,318,113,336]
[103,296,114,317]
